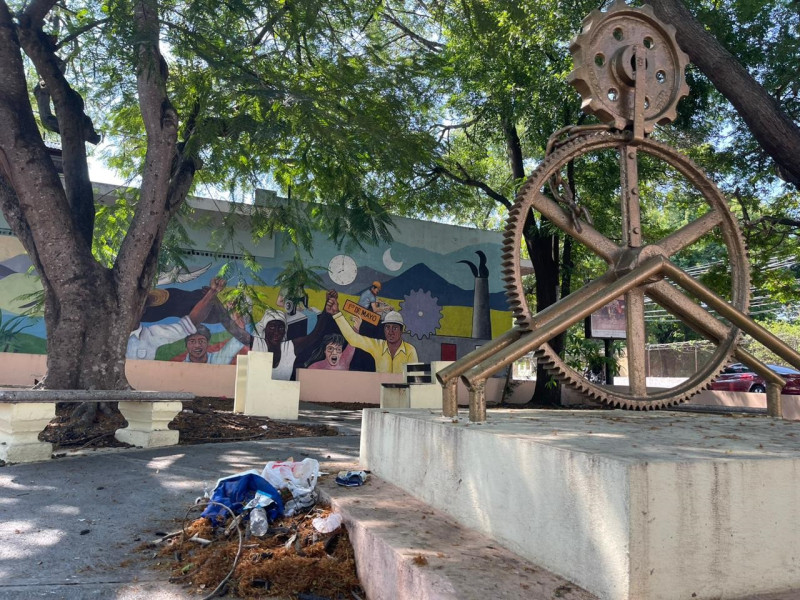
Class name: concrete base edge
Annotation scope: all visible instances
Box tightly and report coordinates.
[318,473,596,600]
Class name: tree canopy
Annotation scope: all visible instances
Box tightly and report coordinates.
[0,0,447,390]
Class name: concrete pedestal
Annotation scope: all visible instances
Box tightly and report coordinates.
[407,384,443,409]
[360,408,800,600]
[115,401,182,448]
[234,352,299,420]
[0,402,55,463]
[380,384,409,408]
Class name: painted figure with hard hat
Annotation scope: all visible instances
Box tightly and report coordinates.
[183,324,244,364]
[357,280,392,318]
[250,290,339,380]
[127,277,227,360]
[327,291,418,374]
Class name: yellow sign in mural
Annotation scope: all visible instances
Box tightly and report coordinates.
[342,299,381,326]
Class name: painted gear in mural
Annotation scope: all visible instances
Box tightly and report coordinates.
[502,131,750,409]
[400,289,443,340]
[567,1,689,133]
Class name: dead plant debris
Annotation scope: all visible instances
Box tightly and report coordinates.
[39,396,339,451]
[152,506,363,599]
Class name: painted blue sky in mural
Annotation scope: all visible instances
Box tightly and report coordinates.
[0,253,44,337]
[302,242,506,294]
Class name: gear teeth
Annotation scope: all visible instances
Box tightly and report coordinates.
[500,130,747,410]
[636,2,657,18]
[567,67,593,102]
[568,2,691,132]
[515,180,534,200]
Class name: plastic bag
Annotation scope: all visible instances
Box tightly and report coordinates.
[244,489,278,512]
[201,470,283,526]
[312,513,343,533]
[261,458,319,493]
[261,458,320,516]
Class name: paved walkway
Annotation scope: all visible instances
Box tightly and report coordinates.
[1,404,795,600]
[0,404,363,600]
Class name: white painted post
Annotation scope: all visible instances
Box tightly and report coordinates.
[0,402,56,463]
[242,351,299,420]
[233,354,249,413]
[115,401,182,447]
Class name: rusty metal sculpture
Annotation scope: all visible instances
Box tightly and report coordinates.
[438,1,800,421]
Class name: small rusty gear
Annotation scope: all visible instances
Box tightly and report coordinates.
[502,131,750,409]
[567,1,690,133]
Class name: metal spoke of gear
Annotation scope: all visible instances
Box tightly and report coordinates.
[502,131,750,409]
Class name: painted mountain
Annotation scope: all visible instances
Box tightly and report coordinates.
[0,254,34,275]
[379,263,508,311]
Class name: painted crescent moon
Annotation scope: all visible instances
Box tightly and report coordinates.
[382,248,403,271]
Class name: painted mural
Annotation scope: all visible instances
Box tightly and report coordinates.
[0,198,513,380]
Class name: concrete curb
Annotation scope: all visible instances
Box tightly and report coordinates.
[318,474,598,600]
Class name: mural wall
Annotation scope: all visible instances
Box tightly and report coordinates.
[0,189,513,380]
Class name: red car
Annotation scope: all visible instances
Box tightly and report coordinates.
[710,363,800,395]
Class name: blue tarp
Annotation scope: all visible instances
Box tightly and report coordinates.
[201,471,283,526]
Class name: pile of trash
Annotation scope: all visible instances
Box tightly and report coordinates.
[151,458,365,599]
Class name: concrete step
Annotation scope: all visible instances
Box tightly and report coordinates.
[318,473,598,600]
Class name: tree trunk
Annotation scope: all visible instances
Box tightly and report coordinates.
[504,116,563,406]
[526,213,562,406]
[40,272,131,391]
[0,0,185,406]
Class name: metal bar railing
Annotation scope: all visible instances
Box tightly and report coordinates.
[461,256,665,421]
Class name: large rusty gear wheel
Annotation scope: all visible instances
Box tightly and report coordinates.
[567,1,690,133]
[502,131,750,409]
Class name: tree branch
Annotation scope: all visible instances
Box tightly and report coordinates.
[432,163,512,208]
[16,5,100,248]
[744,215,800,233]
[166,155,200,217]
[252,6,288,46]
[55,17,110,50]
[434,118,478,142]
[19,0,57,29]
[116,0,180,301]
[502,117,526,184]
[0,1,89,291]
[382,8,444,52]
[646,0,800,189]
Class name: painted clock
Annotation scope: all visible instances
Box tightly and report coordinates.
[328,254,358,286]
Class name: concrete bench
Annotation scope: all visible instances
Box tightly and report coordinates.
[0,390,194,463]
[380,362,452,409]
